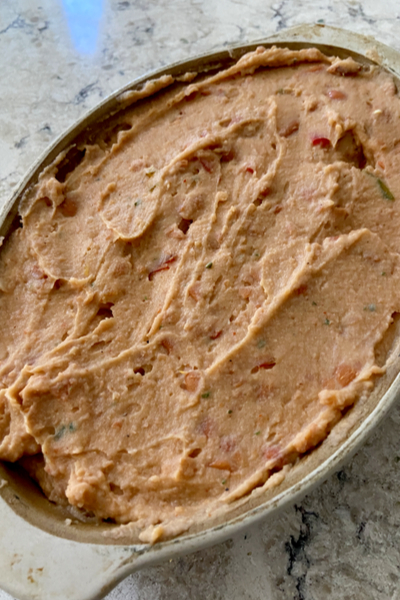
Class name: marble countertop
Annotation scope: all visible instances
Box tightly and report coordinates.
[2,1,400,599]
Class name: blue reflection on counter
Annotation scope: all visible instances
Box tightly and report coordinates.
[61,0,104,55]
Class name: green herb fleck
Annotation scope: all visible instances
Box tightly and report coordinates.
[364,304,376,312]
[159,325,163,329]
[145,168,155,177]
[254,252,260,258]
[395,456,400,463]
[255,431,261,436]
[382,272,386,276]
[377,178,394,201]
[317,18,325,23]
[312,301,317,306]
[134,198,142,207]
[149,185,157,192]
[257,339,266,349]
[228,409,233,415]
[324,318,331,325]
[205,262,213,269]
[144,296,147,301]
[54,422,76,441]
[180,38,189,44]
[201,391,210,398]
[221,479,227,485]
[54,425,66,441]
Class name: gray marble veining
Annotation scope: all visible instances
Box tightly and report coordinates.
[2,1,400,599]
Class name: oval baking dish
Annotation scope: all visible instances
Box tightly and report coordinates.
[2,24,400,600]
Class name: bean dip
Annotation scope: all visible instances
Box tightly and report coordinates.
[1,47,400,542]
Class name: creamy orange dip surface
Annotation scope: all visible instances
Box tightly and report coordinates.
[1,46,400,543]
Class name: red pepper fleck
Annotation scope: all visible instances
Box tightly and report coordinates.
[280,120,299,138]
[161,338,174,354]
[199,417,215,437]
[327,89,347,100]
[263,445,289,469]
[259,186,270,198]
[210,330,222,340]
[184,371,200,392]
[335,364,358,387]
[246,166,254,174]
[220,436,236,453]
[294,284,308,296]
[148,255,177,281]
[199,157,213,173]
[251,361,276,374]
[311,136,331,148]
[31,265,47,280]
[259,361,276,370]
[188,283,201,301]
[263,445,282,461]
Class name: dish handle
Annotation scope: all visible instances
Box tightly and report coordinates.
[0,499,146,600]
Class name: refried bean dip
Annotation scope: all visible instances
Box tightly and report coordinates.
[1,46,400,542]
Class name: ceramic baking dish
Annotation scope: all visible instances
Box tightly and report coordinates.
[2,23,400,600]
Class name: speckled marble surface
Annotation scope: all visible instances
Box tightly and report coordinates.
[2,1,400,599]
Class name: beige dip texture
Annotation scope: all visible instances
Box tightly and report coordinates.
[1,46,400,543]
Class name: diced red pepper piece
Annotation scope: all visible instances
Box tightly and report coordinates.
[259,361,276,370]
[335,364,357,387]
[188,283,201,301]
[311,136,331,148]
[161,338,174,354]
[263,445,289,469]
[220,436,236,453]
[199,417,215,437]
[280,120,299,137]
[294,284,308,296]
[184,371,200,392]
[263,445,282,461]
[327,89,347,100]
[199,157,213,173]
[148,255,177,280]
[210,330,222,340]
[31,265,47,280]
[251,361,276,374]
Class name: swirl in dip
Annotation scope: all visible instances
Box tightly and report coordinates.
[1,47,400,543]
